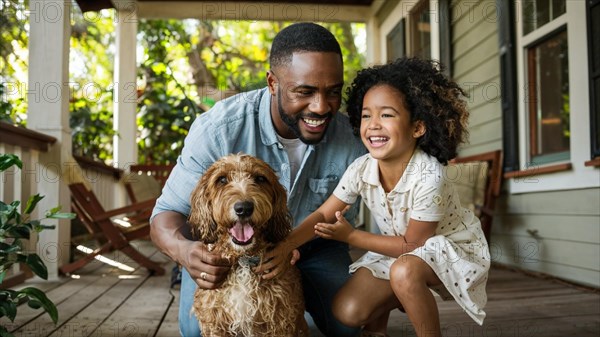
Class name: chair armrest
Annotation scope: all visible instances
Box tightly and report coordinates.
[90,198,157,222]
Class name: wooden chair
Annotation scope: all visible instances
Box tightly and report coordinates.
[124,164,174,203]
[61,183,165,275]
[450,150,503,243]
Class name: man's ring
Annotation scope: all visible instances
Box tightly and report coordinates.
[200,272,208,280]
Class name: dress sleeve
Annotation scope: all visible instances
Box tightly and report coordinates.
[332,156,365,205]
[410,163,451,223]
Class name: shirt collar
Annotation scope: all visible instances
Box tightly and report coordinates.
[258,88,279,146]
[361,148,429,193]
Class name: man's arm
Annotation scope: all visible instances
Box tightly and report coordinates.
[150,210,231,289]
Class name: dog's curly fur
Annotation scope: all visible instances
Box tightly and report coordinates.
[189,153,308,337]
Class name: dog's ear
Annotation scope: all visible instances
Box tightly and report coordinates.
[264,181,293,243]
[189,171,218,244]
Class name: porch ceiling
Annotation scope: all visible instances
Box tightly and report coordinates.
[75,0,375,13]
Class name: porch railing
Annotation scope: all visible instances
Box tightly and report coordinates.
[0,122,126,287]
[0,122,56,287]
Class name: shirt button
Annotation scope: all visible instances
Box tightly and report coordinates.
[277,144,284,149]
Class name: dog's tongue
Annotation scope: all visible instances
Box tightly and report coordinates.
[229,222,254,243]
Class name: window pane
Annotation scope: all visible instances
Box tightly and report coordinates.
[523,0,566,35]
[590,2,600,157]
[595,77,600,155]
[410,0,431,59]
[527,30,569,161]
[592,3,600,73]
[387,19,405,62]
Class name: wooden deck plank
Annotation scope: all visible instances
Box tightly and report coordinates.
[11,275,124,336]
[153,285,181,337]
[93,262,175,337]
[46,274,150,337]
[6,275,102,332]
[8,241,599,337]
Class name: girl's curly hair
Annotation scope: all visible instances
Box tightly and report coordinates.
[346,57,469,165]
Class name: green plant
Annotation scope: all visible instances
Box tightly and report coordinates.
[0,154,75,337]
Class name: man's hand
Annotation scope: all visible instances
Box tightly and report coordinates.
[182,241,232,289]
[150,211,232,289]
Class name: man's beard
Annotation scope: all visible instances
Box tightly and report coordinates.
[277,88,331,145]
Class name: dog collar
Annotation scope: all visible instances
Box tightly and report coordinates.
[238,255,261,268]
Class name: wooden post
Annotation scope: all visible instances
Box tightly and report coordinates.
[27,0,72,280]
[113,1,138,207]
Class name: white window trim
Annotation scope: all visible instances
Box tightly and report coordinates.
[511,0,598,194]
[378,0,440,63]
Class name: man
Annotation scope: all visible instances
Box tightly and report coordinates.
[150,22,365,336]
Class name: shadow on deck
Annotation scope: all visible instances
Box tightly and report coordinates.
[7,240,599,337]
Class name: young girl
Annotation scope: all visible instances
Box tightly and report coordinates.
[258,57,490,337]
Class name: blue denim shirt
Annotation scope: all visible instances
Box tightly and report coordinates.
[152,87,366,227]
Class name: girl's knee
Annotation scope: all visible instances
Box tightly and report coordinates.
[390,257,414,281]
[390,257,427,293]
[332,294,369,327]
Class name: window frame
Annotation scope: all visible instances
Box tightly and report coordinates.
[588,0,600,160]
[511,0,598,193]
[525,27,570,165]
[379,0,445,64]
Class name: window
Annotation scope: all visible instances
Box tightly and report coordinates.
[387,19,405,62]
[526,30,570,164]
[382,0,452,66]
[588,0,600,159]
[522,0,566,35]
[522,0,569,165]
[510,1,597,192]
[409,0,431,59]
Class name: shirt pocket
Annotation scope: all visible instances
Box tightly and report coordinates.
[307,176,339,211]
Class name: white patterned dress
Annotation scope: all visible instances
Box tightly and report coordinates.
[333,148,490,324]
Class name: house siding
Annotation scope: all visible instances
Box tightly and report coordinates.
[450,0,502,156]
[373,0,600,288]
[451,0,599,287]
[494,188,600,287]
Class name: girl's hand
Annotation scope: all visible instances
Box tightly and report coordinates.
[254,241,300,280]
[314,211,355,243]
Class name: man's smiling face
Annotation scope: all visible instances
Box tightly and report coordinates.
[268,51,344,144]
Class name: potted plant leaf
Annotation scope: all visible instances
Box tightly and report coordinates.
[0,154,75,337]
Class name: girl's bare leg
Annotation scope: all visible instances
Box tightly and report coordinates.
[332,267,400,334]
[362,312,389,335]
[390,255,443,337]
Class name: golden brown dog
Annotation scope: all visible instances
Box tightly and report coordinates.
[189,153,308,337]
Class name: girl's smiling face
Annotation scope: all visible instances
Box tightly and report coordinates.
[359,84,425,164]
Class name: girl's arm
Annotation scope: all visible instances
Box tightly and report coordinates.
[316,214,438,258]
[256,195,349,278]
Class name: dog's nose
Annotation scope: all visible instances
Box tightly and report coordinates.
[234,201,254,217]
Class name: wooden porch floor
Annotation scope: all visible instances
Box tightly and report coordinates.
[7,240,600,337]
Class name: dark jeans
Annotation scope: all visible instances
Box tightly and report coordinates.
[178,238,360,337]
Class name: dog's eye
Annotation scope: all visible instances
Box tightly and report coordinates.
[217,176,228,184]
[254,175,267,184]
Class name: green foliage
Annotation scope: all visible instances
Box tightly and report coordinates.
[1,3,366,165]
[0,0,29,127]
[0,154,75,336]
[136,19,203,165]
[0,84,14,124]
[135,20,365,164]
[68,8,117,162]
[70,95,116,162]
[0,0,28,78]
